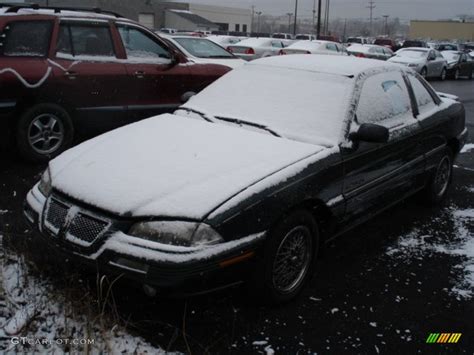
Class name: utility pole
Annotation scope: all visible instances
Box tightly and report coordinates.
[312,0,317,34]
[316,0,322,38]
[256,11,262,33]
[383,14,389,36]
[324,0,330,35]
[251,5,255,34]
[293,0,298,36]
[367,0,376,36]
[287,13,293,33]
[343,18,347,42]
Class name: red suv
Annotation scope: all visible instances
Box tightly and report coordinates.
[0,4,230,162]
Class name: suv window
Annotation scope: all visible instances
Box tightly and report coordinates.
[408,74,436,114]
[1,21,53,57]
[57,22,115,58]
[357,72,412,126]
[118,25,170,59]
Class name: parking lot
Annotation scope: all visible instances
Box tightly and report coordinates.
[0,77,473,353]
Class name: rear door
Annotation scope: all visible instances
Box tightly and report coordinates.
[341,70,425,224]
[116,23,193,122]
[51,19,128,134]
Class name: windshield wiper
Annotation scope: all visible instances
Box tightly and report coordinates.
[214,116,281,137]
[178,107,214,122]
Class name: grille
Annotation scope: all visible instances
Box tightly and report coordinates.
[46,199,69,232]
[68,213,108,244]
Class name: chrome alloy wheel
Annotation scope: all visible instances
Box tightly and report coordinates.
[433,156,451,198]
[28,113,65,155]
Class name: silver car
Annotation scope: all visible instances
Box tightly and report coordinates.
[228,38,287,61]
[388,48,447,79]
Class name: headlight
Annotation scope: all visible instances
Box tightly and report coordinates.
[129,221,224,247]
[38,168,52,197]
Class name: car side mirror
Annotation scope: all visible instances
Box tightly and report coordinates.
[349,123,389,143]
[181,91,196,103]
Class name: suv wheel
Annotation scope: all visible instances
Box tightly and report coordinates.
[250,210,319,304]
[17,104,74,163]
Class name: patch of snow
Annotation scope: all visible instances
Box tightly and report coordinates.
[369,322,377,327]
[330,308,339,314]
[252,340,268,346]
[0,210,9,215]
[461,143,474,154]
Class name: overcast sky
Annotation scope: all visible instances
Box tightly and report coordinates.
[182,0,474,21]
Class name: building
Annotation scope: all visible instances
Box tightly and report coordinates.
[410,20,474,41]
[1,0,252,32]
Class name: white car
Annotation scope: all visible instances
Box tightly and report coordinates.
[162,35,245,69]
[228,38,287,61]
[207,35,243,47]
[281,40,348,56]
[295,34,317,41]
[388,48,447,79]
[347,44,394,60]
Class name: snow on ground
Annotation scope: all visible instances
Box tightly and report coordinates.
[460,143,474,154]
[0,235,169,353]
[386,207,474,300]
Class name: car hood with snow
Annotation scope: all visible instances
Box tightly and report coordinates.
[48,114,324,220]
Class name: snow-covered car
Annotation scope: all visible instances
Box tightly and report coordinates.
[227,38,287,61]
[388,48,447,79]
[295,34,316,41]
[161,35,245,69]
[24,55,467,303]
[281,40,348,56]
[207,35,243,47]
[441,51,474,80]
[347,44,393,60]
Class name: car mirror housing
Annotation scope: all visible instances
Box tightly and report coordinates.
[349,123,389,143]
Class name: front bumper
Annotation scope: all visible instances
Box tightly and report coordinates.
[24,186,265,295]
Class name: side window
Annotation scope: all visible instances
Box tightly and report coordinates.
[1,21,53,57]
[408,74,437,114]
[326,43,338,52]
[271,41,283,48]
[118,25,171,59]
[356,72,412,126]
[57,22,115,58]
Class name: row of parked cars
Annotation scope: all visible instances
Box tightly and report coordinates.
[1,5,468,304]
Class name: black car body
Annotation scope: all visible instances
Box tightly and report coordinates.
[24,56,468,303]
[441,50,474,80]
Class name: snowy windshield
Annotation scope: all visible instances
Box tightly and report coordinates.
[173,38,234,58]
[182,64,352,147]
[441,52,460,62]
[396,50,428,59]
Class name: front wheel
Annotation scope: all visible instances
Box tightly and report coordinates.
[439,67,447,81]
[422,148,453,204]
[249,210,319,304]
[453,68,460,80]
[16,104,74,163]
[420,67,428,78]
[468,68,473,80]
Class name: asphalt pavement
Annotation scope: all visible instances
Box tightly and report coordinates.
[0,79,473,354]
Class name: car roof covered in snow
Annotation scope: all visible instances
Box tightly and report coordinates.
[248,55,404,77]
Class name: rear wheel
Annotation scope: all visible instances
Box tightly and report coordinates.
[249,210,319,304]
[16,104,74,163]
[422,148,453,204]
[469,68,473,80]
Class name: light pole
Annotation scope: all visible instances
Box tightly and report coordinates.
[287,13,293,34]
[256,11,262,33]
[293,0,298,36]
[316,0,322,38]
[383,15,389,36]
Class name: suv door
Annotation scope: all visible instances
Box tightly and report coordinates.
[341,70,425,224]
[51,19,128,134]
[116,23,192,122]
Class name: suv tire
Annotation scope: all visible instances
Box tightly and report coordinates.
[16,104,74,163]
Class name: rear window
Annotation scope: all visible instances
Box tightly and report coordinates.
[173,38,233,58]
[1,21,53,57]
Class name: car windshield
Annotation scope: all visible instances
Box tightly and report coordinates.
[397,49,428,59]
[182,64,352,147]
[173,38,233,58]
[441,52,460,62]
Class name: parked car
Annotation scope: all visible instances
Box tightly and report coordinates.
[347,37,370,45]
[272,33,293,40]
[295,34,316,41]
[207,35,243,47]
[435,43,462,51]
[227,38,286,61]
[0,4,230,162]
[160,35,245,69]
[281,40,348,56]
[441,51,473,80]
[389,48,447,79]
[374,38,398,51]
[401,40,429,48]
[25,55,467,303]
[318,35,340,43]
[347,44,393,60]
[159,28,177,34]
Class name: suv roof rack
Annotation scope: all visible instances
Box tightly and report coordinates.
[1,3,124,18]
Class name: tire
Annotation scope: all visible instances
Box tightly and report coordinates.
[16,104,74,163]
[422,148,453,204]
[420,67,428,78]
[453,68,460,80]
[249,210,319,304]
[439,67,447,81]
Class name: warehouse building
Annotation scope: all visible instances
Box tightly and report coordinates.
[1,0,252,32]
[410,20,474,41]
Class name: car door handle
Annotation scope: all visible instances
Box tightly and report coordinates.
[134,71,145,79]
[64,71,77,79]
